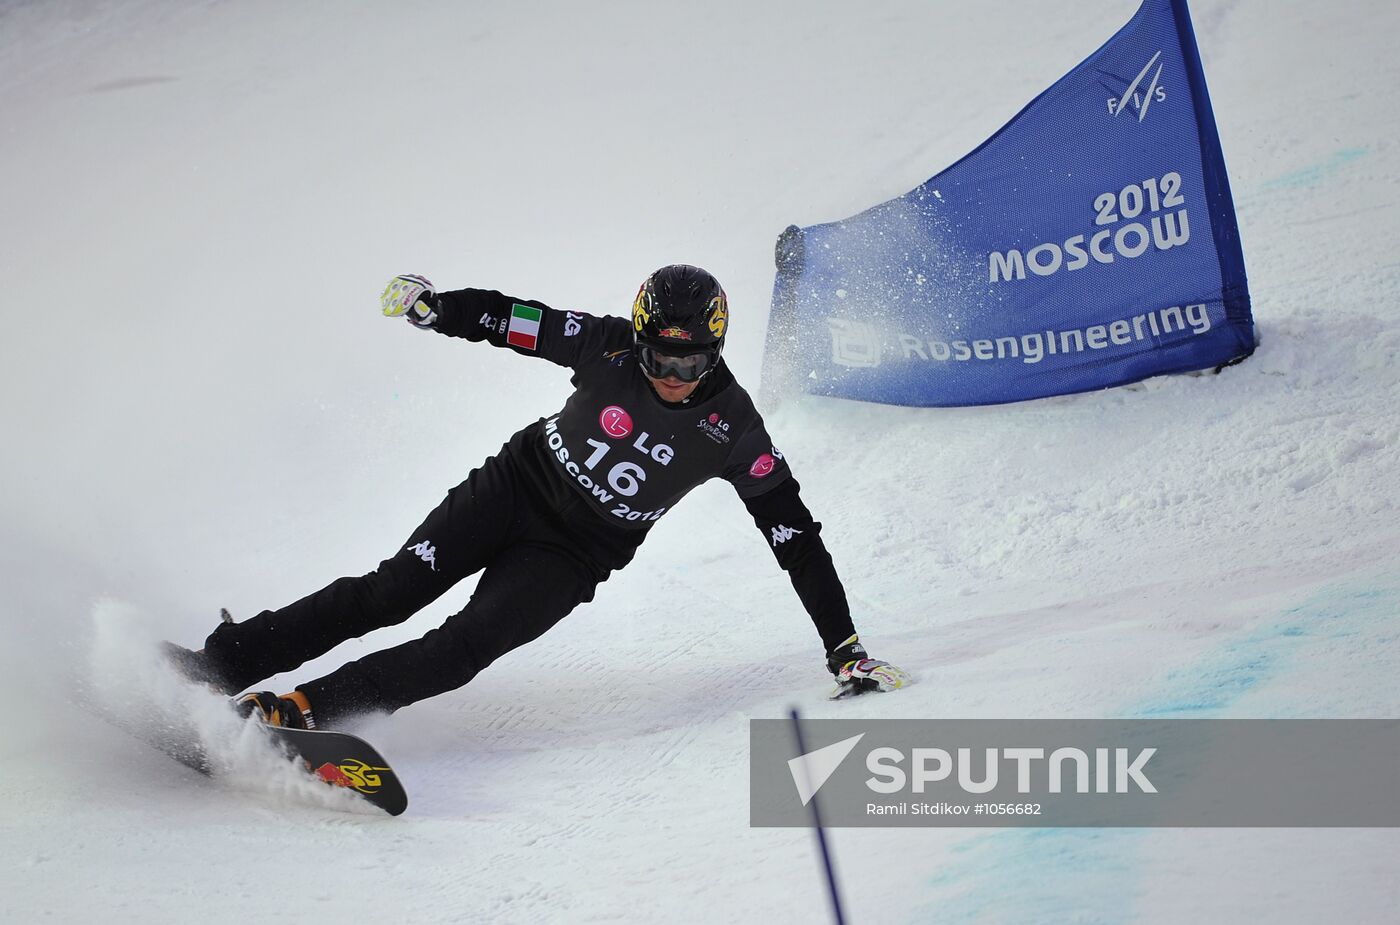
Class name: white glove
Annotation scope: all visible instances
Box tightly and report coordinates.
[381,274,438,328]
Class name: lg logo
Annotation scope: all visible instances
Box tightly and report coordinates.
[599,405,633,438]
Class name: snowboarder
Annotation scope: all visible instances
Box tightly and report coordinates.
[167,265,910,729]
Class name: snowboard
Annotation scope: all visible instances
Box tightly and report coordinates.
[93,706,409,816]
[250,724,408,817]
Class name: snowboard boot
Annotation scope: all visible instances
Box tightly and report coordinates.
[161,608,245,695]
[161,641,243,696]
[236,690,316,730]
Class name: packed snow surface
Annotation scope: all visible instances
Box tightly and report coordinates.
[2,1,1397,922]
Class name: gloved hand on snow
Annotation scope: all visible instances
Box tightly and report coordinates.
[826,634,911,699]
[381,274,439,328]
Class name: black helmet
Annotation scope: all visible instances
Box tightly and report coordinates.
[631,264,728,382]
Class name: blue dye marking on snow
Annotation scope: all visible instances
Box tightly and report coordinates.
[914,829,1142,925]
[1260,147,1367,191]
[1135,583,1396,718]
[1136,651,1271,716]
[913,579,1397,922]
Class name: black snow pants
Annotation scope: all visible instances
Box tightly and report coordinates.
[202,439,642,727]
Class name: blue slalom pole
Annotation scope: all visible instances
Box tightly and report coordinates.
[790,707,847,925]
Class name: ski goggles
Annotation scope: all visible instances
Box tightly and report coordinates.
[636,343,720,383]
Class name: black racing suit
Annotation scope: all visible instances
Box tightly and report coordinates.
[202,288,857,726]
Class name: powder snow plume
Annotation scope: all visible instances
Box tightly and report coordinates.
[78,599,376,816]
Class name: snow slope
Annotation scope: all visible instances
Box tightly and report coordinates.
[2,0,1398,922]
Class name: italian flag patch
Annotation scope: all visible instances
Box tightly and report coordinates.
[507,303,542,350]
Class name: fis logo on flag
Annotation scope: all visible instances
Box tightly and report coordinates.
[1103,50,1168,120]
[762,0,1253,407]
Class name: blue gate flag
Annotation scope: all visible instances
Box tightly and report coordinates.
[763,0,1254,407]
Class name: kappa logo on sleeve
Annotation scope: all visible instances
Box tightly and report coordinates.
[405,541,439,571]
